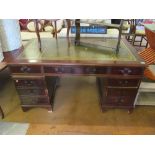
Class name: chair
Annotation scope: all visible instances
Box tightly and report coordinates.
[136,26,155,105]
[125,19,148,48]
[132,20,148,48]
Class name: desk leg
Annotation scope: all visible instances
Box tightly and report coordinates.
[128,108,134,114]
[0,106,4,119]
[96,77,106,112]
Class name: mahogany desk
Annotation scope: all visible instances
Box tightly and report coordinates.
[4,38,146,113]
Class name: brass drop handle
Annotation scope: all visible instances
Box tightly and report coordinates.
[119,80,129,85]
[54,67,63,73]
[21,66,31,73]
[120,68,132,75]
[54,67,59,72]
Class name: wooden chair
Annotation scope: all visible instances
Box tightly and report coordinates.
[124,19,135,42]
[132,22,148,48]
[135,26,155,105]
[125,19,148,48]
[138,27,155,80]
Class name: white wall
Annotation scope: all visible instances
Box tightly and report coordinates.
[0,19,22,52]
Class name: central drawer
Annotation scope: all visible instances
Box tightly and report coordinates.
[44,65,107,74]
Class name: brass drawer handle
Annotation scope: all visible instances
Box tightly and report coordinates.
[54,67,63,73]
[119,80,129,85]
[120,68,132,75]
[20,66,31,73]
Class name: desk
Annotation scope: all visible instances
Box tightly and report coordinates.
[4,38,146,113]
[0,62,7,119]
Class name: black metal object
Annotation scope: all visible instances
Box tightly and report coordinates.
[75,19,124,55]
[34,19,42,51]
[116,20,123,54]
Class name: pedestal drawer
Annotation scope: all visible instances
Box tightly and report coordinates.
[108,79,140,87]
[16,88,47,96]
[20,96,50,105]
[107,88,137,97]
[106,88,137,106]
[14,79,45,88]
[106,96,135,106]
[110,67,143,75]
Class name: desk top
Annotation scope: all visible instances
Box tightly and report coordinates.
[4,38,145,67]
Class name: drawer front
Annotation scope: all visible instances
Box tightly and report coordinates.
[106,96,135,106]
[108,79,140,87]
[107,88,137,97]
[44,66,75,74]
[16,88,47,96]
[110,67,143,75]
[20,96,50,105]
[10,65,41,74]
[14,79,45,88]
[44,66,107,74]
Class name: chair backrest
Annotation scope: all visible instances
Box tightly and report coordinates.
[145,28,155,50]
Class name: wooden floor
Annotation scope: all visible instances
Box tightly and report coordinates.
[1,68,155,135]
[27,124,155,135]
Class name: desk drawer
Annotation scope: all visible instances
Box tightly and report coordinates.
[10,65,41,74]
[14,79,45,88]
[20,96,50,105]
[16,88,47,96]
[107,88,137,97]
[108,79,140,87]
[44,66,107,74]
[106,96,135,106]
[106,88,137,106]
[110,67,143,75]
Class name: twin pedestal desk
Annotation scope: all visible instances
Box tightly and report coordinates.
[4,38,146,113]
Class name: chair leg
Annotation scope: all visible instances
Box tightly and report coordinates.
[146,41,149,48]
[132,35,136,45]
[140,36,143,47]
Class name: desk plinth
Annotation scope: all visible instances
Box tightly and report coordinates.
[4,38,146,112]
